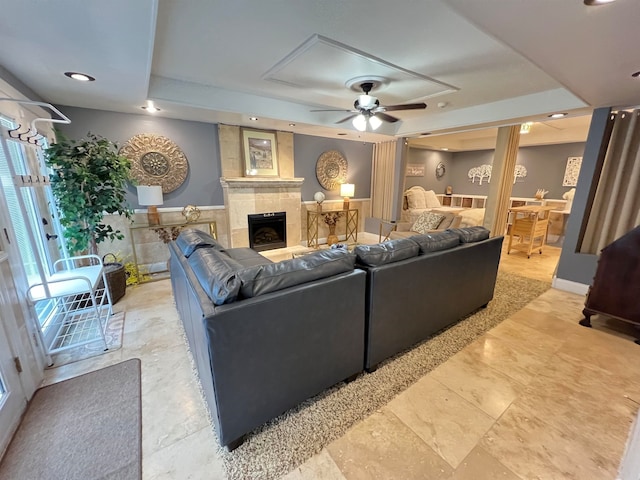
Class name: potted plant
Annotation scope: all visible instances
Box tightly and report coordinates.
[45,132,133,256]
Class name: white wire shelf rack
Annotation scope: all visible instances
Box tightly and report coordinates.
[26,254,113,359]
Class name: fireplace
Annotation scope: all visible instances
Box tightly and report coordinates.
[248,212,287,252]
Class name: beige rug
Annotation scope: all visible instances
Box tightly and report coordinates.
[47,311,125,369]
[217,272,551,480]
[0,358,142,480]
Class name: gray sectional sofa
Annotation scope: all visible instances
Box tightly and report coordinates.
[169,230,365,450]
[169,226,502,449]
[354,228,503,371]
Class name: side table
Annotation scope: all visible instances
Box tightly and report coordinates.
[378,219,397,242]
[129,221,217,283]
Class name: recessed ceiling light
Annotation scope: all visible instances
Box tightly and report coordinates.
[548,113,568,118]
[584,0,616,5]
[141,100,160,113]
[249,117,258,121]
[288,123,296,127]
[441,148,449,151]
[64,71,95,82]
[632,71,640,78]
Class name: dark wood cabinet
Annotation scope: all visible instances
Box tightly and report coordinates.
[580,226,640,344]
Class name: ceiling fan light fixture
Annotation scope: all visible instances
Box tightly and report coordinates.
[368,115,383,130]
[358,94,378,110]
[353,114,367,132]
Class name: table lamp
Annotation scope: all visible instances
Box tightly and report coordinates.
[340,183,355,210]
[137,185,163,226]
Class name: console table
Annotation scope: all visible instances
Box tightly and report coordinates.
[129,221,217,283]
[306,209,358,248]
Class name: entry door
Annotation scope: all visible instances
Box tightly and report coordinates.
[0,257,27,455]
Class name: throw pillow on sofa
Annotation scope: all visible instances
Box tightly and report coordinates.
[411,212,445,234]
[423,189,442,208]
[406,188,427,209]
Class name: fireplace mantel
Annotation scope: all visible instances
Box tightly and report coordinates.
[220,177,304,189]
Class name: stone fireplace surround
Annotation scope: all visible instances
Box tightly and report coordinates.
[220,176,304,248]
[218,124,303,248]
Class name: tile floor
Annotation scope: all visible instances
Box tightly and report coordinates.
[39,237,640,480]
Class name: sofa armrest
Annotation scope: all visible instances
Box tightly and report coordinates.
[395,222,412,232]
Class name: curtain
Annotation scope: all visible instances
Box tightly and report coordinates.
[485,125,520,236]
[371,141,397,220]
[580,110,640,254]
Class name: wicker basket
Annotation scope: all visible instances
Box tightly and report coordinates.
[102,253,126,304]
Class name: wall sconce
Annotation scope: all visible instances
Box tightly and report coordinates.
[137,185,164,226]
[340,183,355,210]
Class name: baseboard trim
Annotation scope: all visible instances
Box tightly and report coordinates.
[551,277,589,295]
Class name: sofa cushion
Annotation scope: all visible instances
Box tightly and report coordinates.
[411,212,445,234]
[406,188,427,209]
[188,249,243,305]
[238,249,355,298]
[175,229,223,258]
[433,212,459,230]
[458,208,485,228]
[410,231,461,254]
[225,247,273,267]
[424,189,441,208]
[355,238,420,267]
[448,226,491,243]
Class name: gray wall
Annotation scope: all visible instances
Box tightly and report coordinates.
[444,143,586,199]
[405,148,453,194]
[556,108,611,286]
[294,134,373,201]
[407,143,586,199]
[56,106,224,208]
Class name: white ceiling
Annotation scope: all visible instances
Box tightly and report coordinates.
[0,0,637,146]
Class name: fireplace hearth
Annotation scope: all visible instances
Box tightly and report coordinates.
[248,212,287,252]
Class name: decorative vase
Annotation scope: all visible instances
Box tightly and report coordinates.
[327,224,339,245]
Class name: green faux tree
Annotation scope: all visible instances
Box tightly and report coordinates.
[45,132,133,256]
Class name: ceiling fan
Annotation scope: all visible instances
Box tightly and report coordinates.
[311,81,427,131]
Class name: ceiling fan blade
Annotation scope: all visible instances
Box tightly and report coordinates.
[375,112,400,123]
[336,114,358,124]
[377,102,427,112]
[310,109,356,112]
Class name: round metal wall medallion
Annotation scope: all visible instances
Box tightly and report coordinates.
[316,150,348,191]
[120,134,189,193]
[436,162,446,178]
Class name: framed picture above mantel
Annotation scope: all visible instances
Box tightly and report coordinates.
[241,128,279,177]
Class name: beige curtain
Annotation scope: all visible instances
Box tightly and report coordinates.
[371,141,397,220]
[581,109,640,254]
[484,125,520,236]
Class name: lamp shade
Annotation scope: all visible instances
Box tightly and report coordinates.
[352,114,367,132]
[368,115,382,130]
[137,185,164,206]
[340,183,355,198]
